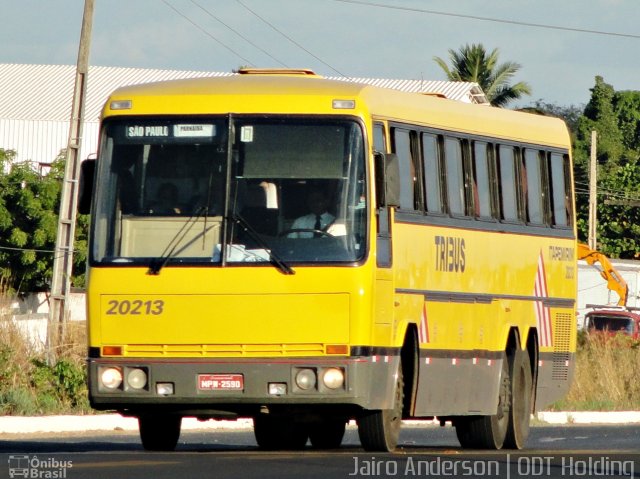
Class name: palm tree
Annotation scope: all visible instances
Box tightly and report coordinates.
[433,43,532,107]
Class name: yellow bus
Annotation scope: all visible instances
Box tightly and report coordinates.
[83,68,576,452]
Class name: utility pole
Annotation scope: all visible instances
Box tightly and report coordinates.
[48,0,94,362]
[588,130,598,250]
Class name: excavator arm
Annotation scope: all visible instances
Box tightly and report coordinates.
[577,243,628,306]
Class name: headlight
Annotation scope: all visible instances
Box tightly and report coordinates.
[322,367,344,389]
[126,368,148,390]
[295,368,317,390]
[100,367,123,389]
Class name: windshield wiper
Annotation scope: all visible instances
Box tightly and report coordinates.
[227,213,295,275]
[147,207,205,275]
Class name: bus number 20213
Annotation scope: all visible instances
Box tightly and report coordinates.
[105,299,165,316]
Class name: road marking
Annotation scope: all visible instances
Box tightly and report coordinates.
[539,437,567,442]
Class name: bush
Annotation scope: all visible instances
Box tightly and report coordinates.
[0,313,90,415]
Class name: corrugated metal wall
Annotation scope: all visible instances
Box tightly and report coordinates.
[0,118,98,166]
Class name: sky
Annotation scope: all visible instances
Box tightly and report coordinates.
[1,0,639,107]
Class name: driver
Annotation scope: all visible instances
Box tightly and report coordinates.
[288,188,335,238]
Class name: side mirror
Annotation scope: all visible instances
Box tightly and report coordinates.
[374,152,400,208]
[78,159,96,214]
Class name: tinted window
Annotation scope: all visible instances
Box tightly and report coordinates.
[373,123,386,152]
[445,138,465,216]
[393,128,422,211]
[524,149,544,224]
[422,133,443,213]
[473,141,493,218]
[550,153,570,226]
[498,146,518,221]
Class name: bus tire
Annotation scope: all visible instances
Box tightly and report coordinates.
[309,418,346,449]
[254,415,308,450]
[504,347,532,449]
[357,360,404,452]
[455,352,510,449]
[138,415,181,451]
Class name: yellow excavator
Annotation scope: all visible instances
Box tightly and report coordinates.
[578,243,628,306]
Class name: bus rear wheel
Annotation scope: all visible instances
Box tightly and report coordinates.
[504,347,532,449]
[357,361,404,452]
[455,352,510,449]
[138,415,182,451]
[253,415,308,450]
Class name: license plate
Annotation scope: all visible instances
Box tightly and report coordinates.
[197,374,244,391]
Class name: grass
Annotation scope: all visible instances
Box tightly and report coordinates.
[551,330,640,411]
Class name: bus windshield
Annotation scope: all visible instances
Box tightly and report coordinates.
[91,116,368,267]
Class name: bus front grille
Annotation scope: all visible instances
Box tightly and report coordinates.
[123,343,327,357]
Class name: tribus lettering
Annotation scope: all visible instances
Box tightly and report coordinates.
[435,236,466,272]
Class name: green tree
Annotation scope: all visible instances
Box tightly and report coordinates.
[519,100,584,135]
[433,43,532,107]
[575,76,624,175]
[573,77,640,259]
[0,149,88,293]
[613,90,640,153]
[592,158,640,258]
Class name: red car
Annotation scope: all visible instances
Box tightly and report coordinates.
[584,308,640,339]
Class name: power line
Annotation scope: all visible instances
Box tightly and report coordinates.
[235,0,347,77]
[161,0,254,65]
[0,245,56,254]
[575,181,640,201]
[331,0,640,40]
[190,0,289,68]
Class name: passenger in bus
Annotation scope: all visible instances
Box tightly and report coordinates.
[288,187,335,238]
[150,182,182,215]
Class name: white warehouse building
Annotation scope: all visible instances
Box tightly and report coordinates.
[0,63,488,168]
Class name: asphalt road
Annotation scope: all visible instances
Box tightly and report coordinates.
[1,424,639,479]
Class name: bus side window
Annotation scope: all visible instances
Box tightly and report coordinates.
[444,137,465,216]
[392,128,421,211]
[497,145,519,222]
[373,122,386,152]
[461,139,475,217]
[549,152,571,227]
[472,141,495,219]
[421,133,443,214]
[524,149,544,225]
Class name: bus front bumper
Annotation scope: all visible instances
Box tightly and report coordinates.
[88,355,399,417]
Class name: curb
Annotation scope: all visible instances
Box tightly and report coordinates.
[0,415,254,434]
[535,411,640,425]
[0,412,638,435]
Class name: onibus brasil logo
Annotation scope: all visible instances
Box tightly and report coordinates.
[8,455,72,478]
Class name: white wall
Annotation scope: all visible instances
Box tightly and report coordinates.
[2,293,86,352]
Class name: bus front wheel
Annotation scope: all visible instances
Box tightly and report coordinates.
[138,415,182,451]
[357,361,404,452]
